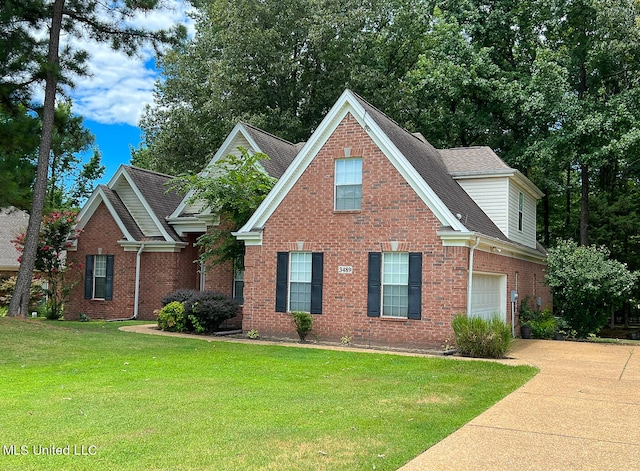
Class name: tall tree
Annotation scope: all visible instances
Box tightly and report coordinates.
[135,0,436,175]
[6,0,186,317]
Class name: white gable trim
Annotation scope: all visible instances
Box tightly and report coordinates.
[111,166,176,242]
[72,186,136,249]
[170,123,262,220]
[235,90,467,244]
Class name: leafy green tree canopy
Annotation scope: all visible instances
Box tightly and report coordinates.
[169,148,276,269]
[545,239,638,337]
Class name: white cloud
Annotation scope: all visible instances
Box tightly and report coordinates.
[65,0,195,127]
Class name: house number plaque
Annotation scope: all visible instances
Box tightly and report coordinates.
[338,266,353,274]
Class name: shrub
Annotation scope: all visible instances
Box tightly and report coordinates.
[39,301,63,320]
[452,314,512,359]
[290,311,313,342]
[161,289,200,307]
[545,240,639,337]
[183,291,239,333]
[157,301,187,332]
[528,308,557,339]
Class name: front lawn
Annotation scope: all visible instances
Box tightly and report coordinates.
[0,318,536,470]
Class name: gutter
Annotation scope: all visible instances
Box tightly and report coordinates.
[466,236,481,316]
[133,243,145,319]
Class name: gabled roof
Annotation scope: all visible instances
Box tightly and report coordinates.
[0,207,28,270]
[354,93,508,242]
[439,146,544,198]
[168,122,300,228]
[75,165,184,246]
[236,89,515,244]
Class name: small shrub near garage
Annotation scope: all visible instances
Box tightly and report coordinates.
[452,314,512,358]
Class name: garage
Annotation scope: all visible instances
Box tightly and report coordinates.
[470,273,506,321]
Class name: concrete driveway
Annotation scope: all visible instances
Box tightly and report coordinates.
[399,339,640,471]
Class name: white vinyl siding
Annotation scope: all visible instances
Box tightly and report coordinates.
[112,181,161,237]
[457,178,509,236]
[508,182,537,248]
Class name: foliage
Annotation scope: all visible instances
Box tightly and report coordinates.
[170,148,276,269]
[183,291,239,334]
[160,289,239,333]
[12,210,81,320]
[452,314,512,359]
[528,309,558,340]
[5,0,187,317]
[545,239,639,337]
[156,301,187,333]
[0,317,536,471]
[246,329,260,339]
[289,311,313,342]
[0,276,45,309]
[0,305,6,317]
[161,289,200,306]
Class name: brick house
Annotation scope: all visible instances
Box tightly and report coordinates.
[68,90,550,348]
[233,90,551,348]
[66,123,298,321]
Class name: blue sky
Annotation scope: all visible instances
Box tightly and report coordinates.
[84,120,142,185]
[63,2,194,187]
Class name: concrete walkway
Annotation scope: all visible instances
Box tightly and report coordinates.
[399,339,640,471]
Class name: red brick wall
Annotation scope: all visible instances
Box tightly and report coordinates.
[242,113,550,348]
[66,204,243,327]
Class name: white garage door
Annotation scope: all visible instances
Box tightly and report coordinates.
[471,274,506,321]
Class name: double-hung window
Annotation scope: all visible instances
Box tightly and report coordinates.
[367,252,422,319]
[275,252,324,314]
[382,252,409,317]
[335,158,362,210]
[84,254,114,300]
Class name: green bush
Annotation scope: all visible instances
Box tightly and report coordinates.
[290,311,313,342]
[161,289,199,306]
[452,314,512,359]
[157,301,187,332]
[529,309,557,339]
[184,291,239,333]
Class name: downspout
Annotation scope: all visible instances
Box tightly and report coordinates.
[133,243,145,319]
[466,236,481,316]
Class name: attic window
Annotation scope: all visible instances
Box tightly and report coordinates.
[335,158,362,210]
[518,192,524,232]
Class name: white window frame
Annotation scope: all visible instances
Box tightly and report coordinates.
[518,192,524,232]
[334,158,362,210]
[93,254,107,299]
[288,252,312,312]
[381,252,409,318]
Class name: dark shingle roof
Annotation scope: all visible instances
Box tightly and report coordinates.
[242,122,301,179]
[352,92,509,242]
[99,185,144,241]
[122,166,184,242]
[439,147,511,175]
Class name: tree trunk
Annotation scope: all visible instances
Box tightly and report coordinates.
[8,0,65,317]
[580,163,589,246]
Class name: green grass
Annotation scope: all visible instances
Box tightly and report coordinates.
[0,317,536,470]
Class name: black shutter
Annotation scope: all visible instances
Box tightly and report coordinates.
[407,252,422,320]
[367,252,381,317]
[104,255,115,301]
[310,252,323,314]
[84,255,94,299]
[275,252,289,312]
